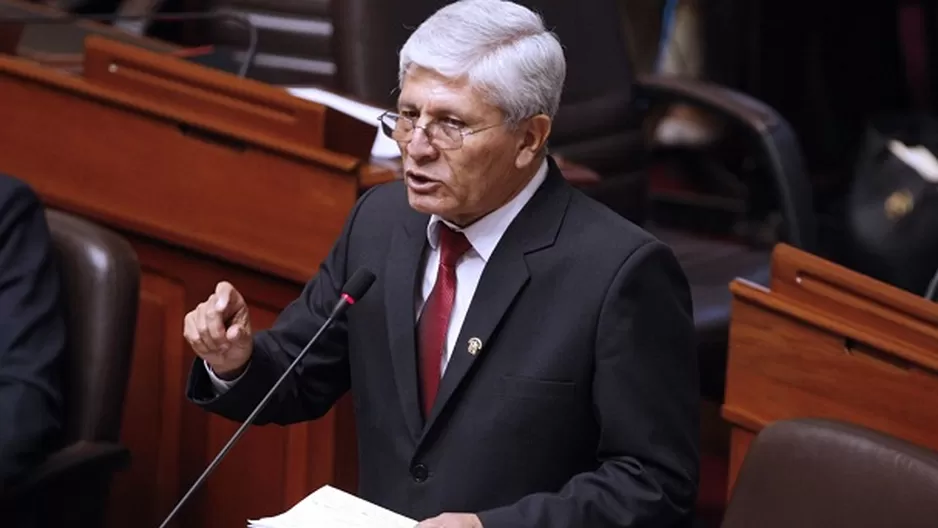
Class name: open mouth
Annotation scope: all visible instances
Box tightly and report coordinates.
[405,171,441,191]
[407,171,433,184]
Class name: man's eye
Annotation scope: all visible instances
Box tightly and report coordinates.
[442,118,465,128]
[400,110,418,118]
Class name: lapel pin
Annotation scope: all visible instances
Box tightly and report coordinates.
[467,337,482,356]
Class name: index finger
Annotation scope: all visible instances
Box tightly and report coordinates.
[214,281,235,310]
[214,281,245,320]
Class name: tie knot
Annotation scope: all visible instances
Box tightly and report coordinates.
[438,225,471,267]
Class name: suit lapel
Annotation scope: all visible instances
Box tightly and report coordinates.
[421,161,572,436]
[422,248,527,432]
[384,208,429,442]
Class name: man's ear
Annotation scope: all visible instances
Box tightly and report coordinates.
[515,115,552,169]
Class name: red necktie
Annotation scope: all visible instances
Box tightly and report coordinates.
[418,225,471,418]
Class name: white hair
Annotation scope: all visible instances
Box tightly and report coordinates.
[398,0,566,124]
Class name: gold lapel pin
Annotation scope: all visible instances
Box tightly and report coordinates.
[467,337,482,356]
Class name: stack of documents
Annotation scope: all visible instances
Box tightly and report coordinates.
[248,485,416,528]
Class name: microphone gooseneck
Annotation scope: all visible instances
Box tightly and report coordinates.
[156,268,376,528]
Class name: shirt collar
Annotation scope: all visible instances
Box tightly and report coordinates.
[426,158,549,262]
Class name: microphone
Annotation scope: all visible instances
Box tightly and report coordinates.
[0,10,258,77]
[156,268,377,528]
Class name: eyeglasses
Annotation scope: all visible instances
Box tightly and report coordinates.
[378,111,502,150]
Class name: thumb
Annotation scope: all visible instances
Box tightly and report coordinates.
[226,324,248,344]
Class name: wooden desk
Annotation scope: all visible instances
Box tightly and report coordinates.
[722,244,938,495]
[0,33,386,528]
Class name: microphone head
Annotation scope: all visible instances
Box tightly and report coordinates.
[343,268,376,302]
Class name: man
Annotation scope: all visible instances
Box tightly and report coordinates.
[184,1,699,526]
[0,174,66,490]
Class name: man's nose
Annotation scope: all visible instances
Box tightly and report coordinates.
[406,126,439,161]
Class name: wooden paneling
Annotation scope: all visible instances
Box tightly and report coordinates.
[94,234,360,528]
[106,274,186,527]
[722,244,938,495]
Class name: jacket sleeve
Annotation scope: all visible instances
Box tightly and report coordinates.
[0,177,66,487]
[477,240,700,527]
[186,186,379,426]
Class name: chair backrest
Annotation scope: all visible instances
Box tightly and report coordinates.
[331,0,637,149]
[204,0,337,86]
[45,209,140,444]
[722,418,938,528]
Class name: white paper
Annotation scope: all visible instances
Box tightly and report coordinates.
[247,485,416,528]
[285,86,401,159]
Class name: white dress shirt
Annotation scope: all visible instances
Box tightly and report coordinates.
[207,159,549,392]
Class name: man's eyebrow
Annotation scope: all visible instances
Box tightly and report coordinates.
[396,101,470,119]
[434,106,464,117]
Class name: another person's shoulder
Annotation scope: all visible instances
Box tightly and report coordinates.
[0,174,43,226]
[0,173,40,205]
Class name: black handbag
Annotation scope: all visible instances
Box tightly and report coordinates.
[848,115,938,297]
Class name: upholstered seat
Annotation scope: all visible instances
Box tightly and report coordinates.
[1,209,140,527]
[723,418,938,528]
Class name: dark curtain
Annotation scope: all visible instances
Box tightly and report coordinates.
[702,0,911,182]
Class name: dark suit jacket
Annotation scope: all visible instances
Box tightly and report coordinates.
[188,159,700,527]
[0,175,65,489]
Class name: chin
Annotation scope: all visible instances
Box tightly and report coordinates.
[406,189,451,218]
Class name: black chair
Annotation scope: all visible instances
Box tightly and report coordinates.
[1,210,140,527]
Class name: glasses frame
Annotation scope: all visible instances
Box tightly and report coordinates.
[377,111,502,151]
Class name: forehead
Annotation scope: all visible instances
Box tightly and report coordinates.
[398,67,495,117]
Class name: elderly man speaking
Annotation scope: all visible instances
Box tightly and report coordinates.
[183,1,700,526]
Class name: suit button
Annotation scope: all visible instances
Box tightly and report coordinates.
[411,463,429,482]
